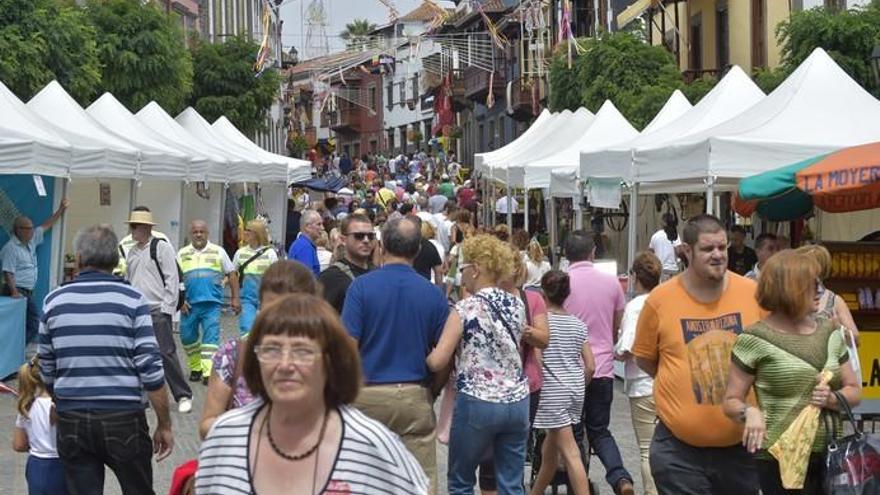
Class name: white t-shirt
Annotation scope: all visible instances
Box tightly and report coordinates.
[614,294,654,398]
[525,258,551,288]
[495,196,518,214]
[14,396,59,459]
[429,239,446,285]
[648,229,681,272]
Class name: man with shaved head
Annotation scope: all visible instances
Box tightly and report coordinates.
[178,220,240,386]
[341,216,449,489]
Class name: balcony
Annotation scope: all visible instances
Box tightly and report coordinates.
[509,78,546,121]
[450,76,469,112]
[327,108,361,133]
[683,68,721,84]
[463,66,506,102]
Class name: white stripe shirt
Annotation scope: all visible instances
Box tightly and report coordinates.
[196,399,429,494]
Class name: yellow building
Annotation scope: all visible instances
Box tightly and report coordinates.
[620,0,793,79]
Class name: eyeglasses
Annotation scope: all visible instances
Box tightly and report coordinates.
[253,345,321,365]
[348,232,376,241]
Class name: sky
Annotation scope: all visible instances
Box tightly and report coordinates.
[280,0,422,54]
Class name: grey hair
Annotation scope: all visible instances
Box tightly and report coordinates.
[12,216,32,234]
[300,210,321,229]
[73,224,119,272]
[381,217,421,259]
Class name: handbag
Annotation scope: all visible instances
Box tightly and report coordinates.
[519,289,543,393]
[824,390,880,494]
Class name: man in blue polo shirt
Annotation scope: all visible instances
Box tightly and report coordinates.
[342,216,448,492]
[287,209,322,276]
[2,199,68,345]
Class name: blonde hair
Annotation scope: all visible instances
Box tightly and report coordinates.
[246,220,269,246]
[508,244,528,287]
[757,250,821,319]
[17,358,45,419]
[795,244,832,280]
[421,219,436,240]
[315,230,330,249]
[527,239,545,264]
[462,234,515,283]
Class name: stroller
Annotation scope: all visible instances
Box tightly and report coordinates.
[528,422,600,494]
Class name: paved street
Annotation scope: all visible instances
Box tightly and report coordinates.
[0,315,646,495]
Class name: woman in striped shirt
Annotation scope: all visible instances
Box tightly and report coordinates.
[196,294,428,494]
[530,270,595,495]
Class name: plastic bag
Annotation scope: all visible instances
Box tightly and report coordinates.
[824,390,880,495]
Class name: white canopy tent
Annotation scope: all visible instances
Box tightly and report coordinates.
[27,81,140,179]
[136,102,232,184]
[634,48,880,199]
[0,82,71,176]
[473,109,554,173]
[585,66,764,188]
[176,108,288,183]
[86,93,202,181]
[212,116,311,183]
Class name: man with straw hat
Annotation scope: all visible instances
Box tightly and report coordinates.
[124,209,194,413]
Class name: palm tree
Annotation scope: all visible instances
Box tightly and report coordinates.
[340,19,377,50]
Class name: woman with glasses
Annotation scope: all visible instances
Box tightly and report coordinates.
[199,260,317,439]
[197,294,428,494]
[723,250,861,494]
[233,220,278,336]
[427,234,530,494]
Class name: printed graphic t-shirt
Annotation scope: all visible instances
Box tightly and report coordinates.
[633,274,763,447]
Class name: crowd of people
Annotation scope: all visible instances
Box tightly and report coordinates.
[4,151,864,495]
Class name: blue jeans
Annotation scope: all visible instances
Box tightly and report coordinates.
[238,279,260,336]
[26,456,69,495]
[582,377,632,489]
[447,393,529,495]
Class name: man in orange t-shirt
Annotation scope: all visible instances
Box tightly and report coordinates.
[633,214,762,495]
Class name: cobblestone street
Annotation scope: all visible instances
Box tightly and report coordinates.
[1,315,645,495]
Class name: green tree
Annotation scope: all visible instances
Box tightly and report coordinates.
[0,0,101,104]
[190,35,281,136]
[766,2,880,94]
[548,32,726,129]
[340,19,377,49]
[86,0,193,113]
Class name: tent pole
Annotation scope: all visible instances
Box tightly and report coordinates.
[575,181,584,230]
[55,178,69,286]
[705,176,715,215]
[524,187,530,233]
[627,182,638,297]
[550,196,557,268]
[506,174,513,233]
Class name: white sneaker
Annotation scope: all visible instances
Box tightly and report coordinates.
[178,397,193,414]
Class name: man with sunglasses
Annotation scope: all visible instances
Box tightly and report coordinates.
[319,213,375,313]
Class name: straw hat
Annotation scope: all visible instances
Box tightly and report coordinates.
[125,210,156,226]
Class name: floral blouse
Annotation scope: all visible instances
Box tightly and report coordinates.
[212,337,256,409]
[454,287,529,403]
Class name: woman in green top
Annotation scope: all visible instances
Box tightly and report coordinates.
[723,249,861,495]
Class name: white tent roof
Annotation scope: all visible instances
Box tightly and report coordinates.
[212,116,311,183]
[516,100,638,189]
[488,109,593,181]
[579,90,691,184]
[474,109,553,173]
[86,93,200,180]
[0,81,71,176]
[480,110,584,177]
[136,102,233,183]
[27,81,140,178]
[636,48,880,185]
[176,108,288,183]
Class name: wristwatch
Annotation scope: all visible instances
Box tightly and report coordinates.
[738,405,751,423]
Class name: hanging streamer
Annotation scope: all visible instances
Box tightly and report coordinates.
[486,72,495,109]
[475,1,509,50]
[254,0,273,75]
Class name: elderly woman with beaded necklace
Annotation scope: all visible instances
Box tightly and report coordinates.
[196,294,429,494]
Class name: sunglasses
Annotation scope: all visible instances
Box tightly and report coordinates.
[348,232,376,241]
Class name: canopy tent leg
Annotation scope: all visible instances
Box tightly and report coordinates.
[705,176,716,215]
[549,196,558,268]
[55,178,69,287]
[524,188,530,233]
[506,174,513,233]
[627,183,639,297]
[575,181,584,230]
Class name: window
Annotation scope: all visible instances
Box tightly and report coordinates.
[399,82,406,107]
[498,117,506,147]
[386,83,394,110]
[689,14,703,71]
[751,0,766,69]
[412,75,419,102]
[370,140,378,153]
[387,129,395,152]
[478,123,485,153]
[716,7,730,70]
[369,85,377,112]
[487,119,495,150]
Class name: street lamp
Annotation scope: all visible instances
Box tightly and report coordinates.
[871,45,880,86]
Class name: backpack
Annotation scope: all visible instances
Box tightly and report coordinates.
[332,261,356,281]
[147,238,186,311]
